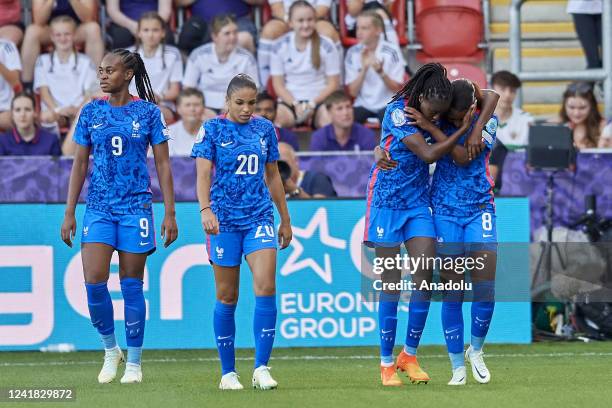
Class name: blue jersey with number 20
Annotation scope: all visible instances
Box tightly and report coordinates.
[73,98,169,215]
[191,115,280,231]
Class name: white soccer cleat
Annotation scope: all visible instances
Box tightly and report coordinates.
[120,363,143,384]
[466,346,491,384]
[252,366,278,390]
[447,366,467,385]
[97,347,124,384]
[219,372,244,390]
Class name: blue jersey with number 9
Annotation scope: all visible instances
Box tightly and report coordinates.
[73,97,169,215]
[191,115,280,231]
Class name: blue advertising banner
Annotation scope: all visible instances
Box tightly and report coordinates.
[0,199,530,350]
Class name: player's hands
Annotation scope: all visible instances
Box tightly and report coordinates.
[374,145,397,170]
[278,221,292,249]
[372,59,384,75]
[404,107,433,131]
[161,213,178,247]
[361,48,374,68]
[201,208,219,235]
[61,212,77,248]
[462,104,484,160]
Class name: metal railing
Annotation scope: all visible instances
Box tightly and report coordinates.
[510,0,611,117]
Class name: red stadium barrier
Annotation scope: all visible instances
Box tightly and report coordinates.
[415,0,484,63]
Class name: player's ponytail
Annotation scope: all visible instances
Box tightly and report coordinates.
[111,48,157,104]
[391,62,452,110]
[450,78,484,113]
[226,73,258,98]
[289,0,320,70]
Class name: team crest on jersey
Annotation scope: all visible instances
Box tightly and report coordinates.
[215,246,224,259]
[260,137,268,155]
[391,108,406,127]
[195,126,205,143]
[376,226,384,239]
[83,226,89,236]
[131,120,140,138]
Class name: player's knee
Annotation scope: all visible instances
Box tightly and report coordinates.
[261,20,287,39]
[217,292,239,305]
[81,22,101,38]
[237,32,255,53]
[254,283,276,297]
[316,21,339,42]
[23,24,44,43]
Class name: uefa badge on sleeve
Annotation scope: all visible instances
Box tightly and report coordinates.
[391,108,406,127]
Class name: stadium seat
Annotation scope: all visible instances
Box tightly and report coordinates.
[415,0,484,63]
[338,0,408,47]
[445,63,486,88]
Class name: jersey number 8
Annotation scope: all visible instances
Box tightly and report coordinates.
[481,213,493,231]
[236,154,258,175]
[111,136,123,156]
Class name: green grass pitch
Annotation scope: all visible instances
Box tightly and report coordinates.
[2,342,612,408]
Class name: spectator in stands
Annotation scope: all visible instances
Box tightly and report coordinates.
[129,12,183,124]
[34,16,98,132]
[345,0,399,45]
[278,141,337,198]
[176,0,261,54]
[600,122,612,147]
[168,88,205,156]
[556,81,605,149]
[567,0,602,69]
[107,0,174,49]
[271,1,340,129]
[183,14,259,117]
[0,0,23,47]
[20,0,104,91]
[0,37,21,132]
[310,90,377,151]
[490,70,533,147]
[0,92,61,155]
[345,10,404,124]
[258,0,340,86]
[255,91,300,151]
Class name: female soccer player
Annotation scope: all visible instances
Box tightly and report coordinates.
[270,0,341,129]
[406,79,499,385]
[192,74,292,391]
[365,63,474,387]
[60,49,178,384]
[183,14,259,118]
[129,12,183,123]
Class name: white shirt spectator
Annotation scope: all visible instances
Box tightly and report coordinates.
[34,52,97,111]
[496,107,534,147]
[344,0,399,45]
[345,39,405,111]
[183,43,259,111]
[270,32,340,102]
[168,120,198,156]
[0,39,22,111]
[567,0,602,14]
[128,44,183,98]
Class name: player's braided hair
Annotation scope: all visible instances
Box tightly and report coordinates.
[226,73,258,98]
[391,62,452,110]
[111,48,157,103]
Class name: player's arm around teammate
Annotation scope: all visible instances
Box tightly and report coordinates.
[60,49,178,385]
[194,74,292,391]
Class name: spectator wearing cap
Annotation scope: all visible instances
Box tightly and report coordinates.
[0,92,61,156]
[309,90,377,151]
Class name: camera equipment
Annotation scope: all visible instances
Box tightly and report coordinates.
[277,160,292,182]
[571,195,611,242]
[527,124,575,170]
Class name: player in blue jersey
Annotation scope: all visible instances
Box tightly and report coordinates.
[192,74,292,391]
[407,78,499,385]
[365,63,477,386]
[60,49,178,384]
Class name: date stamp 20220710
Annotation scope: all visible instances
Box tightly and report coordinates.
[0,388,76,402]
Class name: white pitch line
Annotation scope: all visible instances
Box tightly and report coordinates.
[2,351,612,367]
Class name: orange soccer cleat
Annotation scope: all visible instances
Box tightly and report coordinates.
[396,351,430,384]
[380,364,403,387]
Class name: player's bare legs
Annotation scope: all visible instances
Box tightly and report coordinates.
[247,248,279,390]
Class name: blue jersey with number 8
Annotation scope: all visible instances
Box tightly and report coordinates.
[73,97,169,215]
[191,115,280,231]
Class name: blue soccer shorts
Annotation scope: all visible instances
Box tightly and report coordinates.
[434,210,497,255]
[207,222,278,267]
[81,208,156,254]
[364,206,436,247]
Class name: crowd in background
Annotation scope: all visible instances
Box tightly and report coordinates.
[0,1,611,185]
